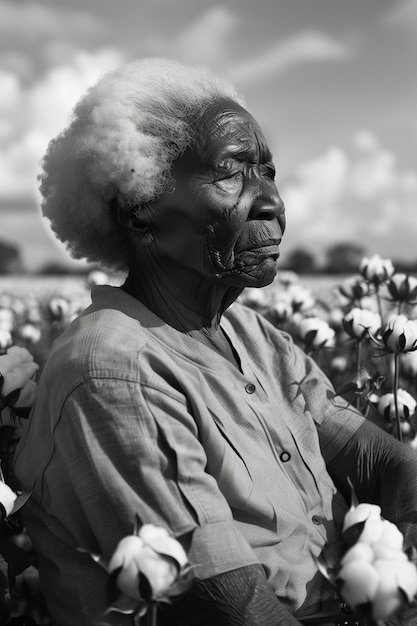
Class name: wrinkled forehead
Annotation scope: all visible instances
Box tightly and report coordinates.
[186,97,271,166]
[199,98,262,136]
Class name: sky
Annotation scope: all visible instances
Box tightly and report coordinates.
[1,0,417,271]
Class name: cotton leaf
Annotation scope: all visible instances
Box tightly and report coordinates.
[10,490,32,515]
[342,520,368,547]
[312,553,336,586]
[152,551,181,577]
[138,571,153,602]
[347,476,360,508]
[77,547,110,572]
[106,565,123,605]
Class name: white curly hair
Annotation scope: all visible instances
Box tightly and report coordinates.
[39,57,245,271]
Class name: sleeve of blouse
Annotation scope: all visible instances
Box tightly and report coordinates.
[326,419,417,546]
[283,330,417,551]
[52,373,259,580]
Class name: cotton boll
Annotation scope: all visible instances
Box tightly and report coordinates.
[378,520,404,550]
[0,481,17,518]
[339,560,380,609]
[343,503,382,532]
[139,524,188,569]
[372,543,408,562]
[372,560,405,621]
[395,560,417,603]
[108,535,145,601]
[342,503,384,545]
[341,542,374,566]
[374,559,417,605]
[140,544,179,597]
[108,526,189,602]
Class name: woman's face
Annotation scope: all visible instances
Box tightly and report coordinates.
[146,98,286,288]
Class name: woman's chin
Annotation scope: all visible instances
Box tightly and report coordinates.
[219,257,279,288]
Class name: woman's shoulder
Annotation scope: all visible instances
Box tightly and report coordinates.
[42,301,149,388]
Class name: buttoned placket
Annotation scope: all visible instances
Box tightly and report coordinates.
[224,326,330,535]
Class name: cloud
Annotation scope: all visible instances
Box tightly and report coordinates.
[0,1,106,43]
[158,6,238,66]
[382,0,417,28]
[281,131,417,261]
[226,30,351,85]
[0,69,20,114]
[0,49,123,200]
[154,9,350,86]
[0,51,33,82]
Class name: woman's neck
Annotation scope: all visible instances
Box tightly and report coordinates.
[122,266,242,334]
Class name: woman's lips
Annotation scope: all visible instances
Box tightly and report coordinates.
[252,244,280,258]
[237,242,281,260]
[208,237,281,276]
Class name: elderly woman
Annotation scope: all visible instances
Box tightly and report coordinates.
[14,58,417,626]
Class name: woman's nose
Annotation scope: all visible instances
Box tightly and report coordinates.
[248,184,286,226]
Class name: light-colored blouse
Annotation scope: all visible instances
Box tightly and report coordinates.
[14,285,364,625]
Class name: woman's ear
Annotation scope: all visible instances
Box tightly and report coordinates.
[111,198,154,245]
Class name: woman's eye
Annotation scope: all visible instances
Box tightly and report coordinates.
[260,163,276,180]
[214,161,243,190]
[215,173,243,192]
[217,160,242,176]
[224,170,243,180]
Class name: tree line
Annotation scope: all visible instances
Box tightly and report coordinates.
[1,238,416,276]
[279,243,417,275]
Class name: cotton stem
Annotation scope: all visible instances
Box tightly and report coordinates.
[393,352,402,442]
[355,340,362,411]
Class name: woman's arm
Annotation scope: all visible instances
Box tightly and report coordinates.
[325,419,417,548]
[161,564,302,626]
[284,335,417,542]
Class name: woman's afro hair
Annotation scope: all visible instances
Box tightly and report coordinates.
[39,57,245,272]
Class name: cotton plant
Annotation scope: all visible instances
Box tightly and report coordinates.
[338,275,371,309]
[0,344,37,524]
[0,346,38,544]
[242,271,317,326]
[385,274,417,315]
[366,315,417,442]
[239,286,274,314]
[82,520,194,626]
[0,330,13,355]
[401,351,417,406]
[0,346,39,420]
[263,255,417,446]
[292,314,336,357]
[0,345,37,619]
[0,473,34,623]
[0,304,43,353]
[341,308,382,411]
[17,323,42,346]
[0,308,15,336]
[359,254,395,320]
[338,254,395,325]
[377,389,417,440]
[0,481,17,523]
[315,480,417,625]
[321,256,417,446]
[0,298,45,367]
[264,275,322,341]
